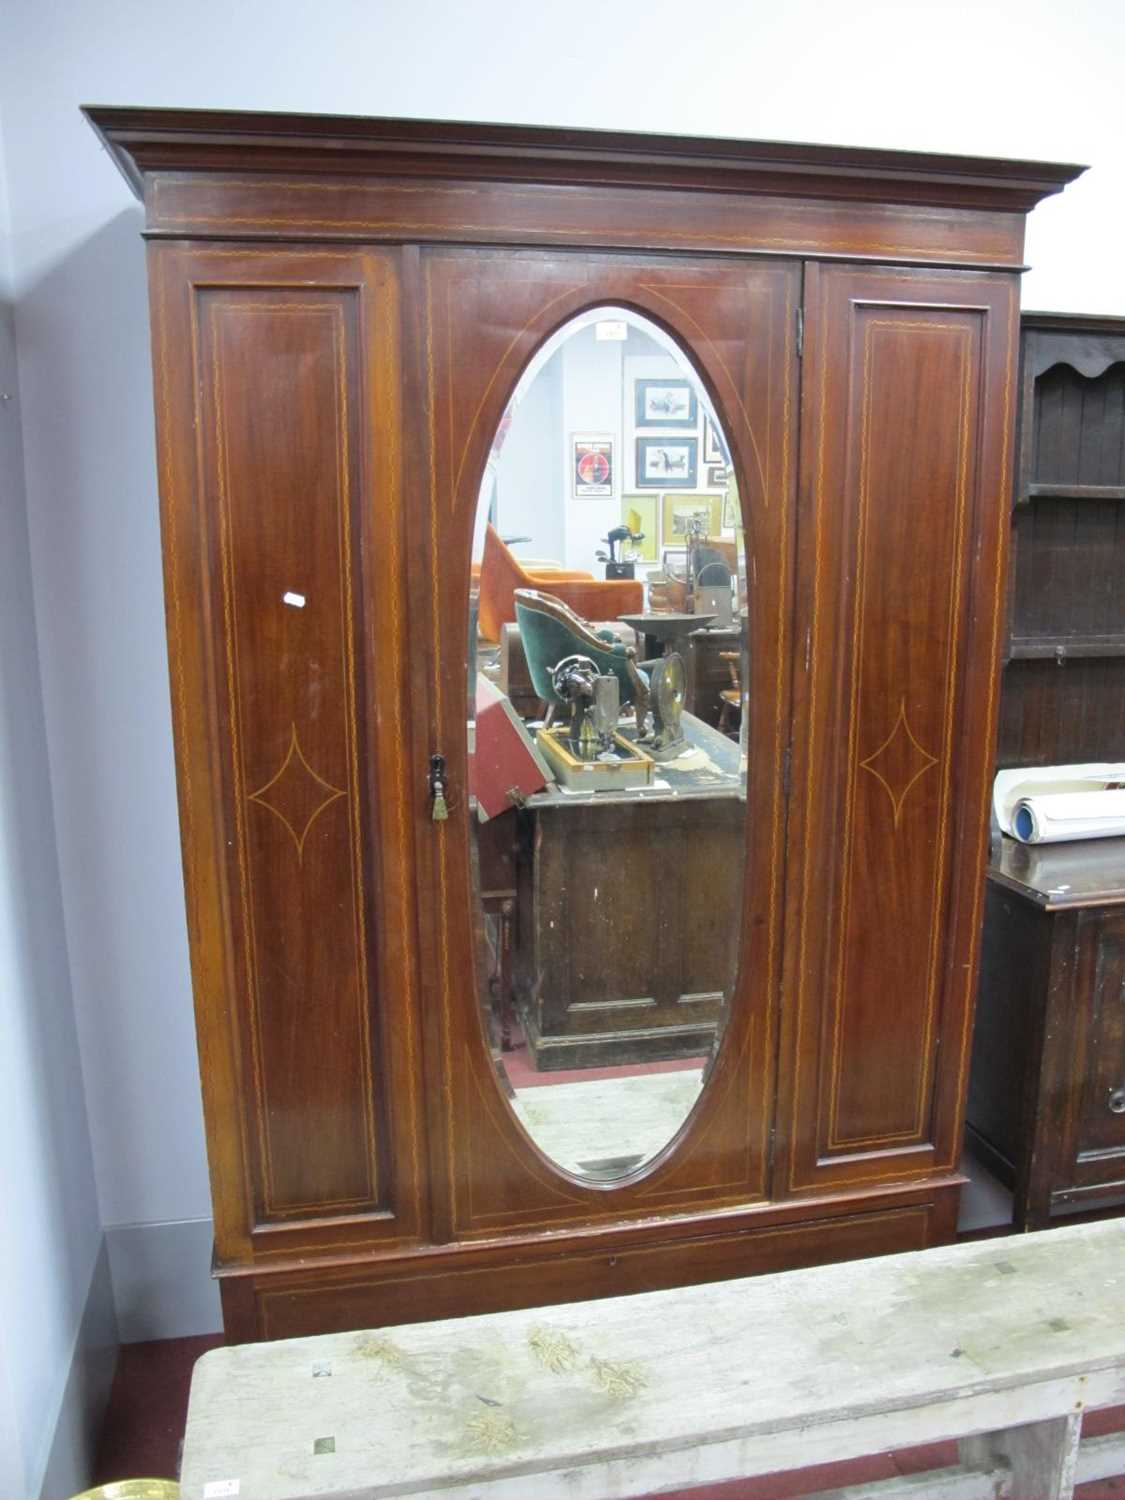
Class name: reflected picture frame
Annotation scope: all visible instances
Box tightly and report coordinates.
[702,413,729,465]
[662,493,723,541]
[620,493,659,562]
[721,482,741,532]
[572,433,614,497]
[634,378,698,428]
[636,435,698,488]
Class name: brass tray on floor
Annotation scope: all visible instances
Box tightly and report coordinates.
[71,1482,180,1500]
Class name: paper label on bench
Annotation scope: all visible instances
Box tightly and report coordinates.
[203,1482,240,1498]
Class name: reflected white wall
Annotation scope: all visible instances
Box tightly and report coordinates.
[492,354,565,564]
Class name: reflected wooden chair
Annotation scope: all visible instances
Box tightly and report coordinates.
[478,524,642,641]
[471,815,518,1087]
[718,650,742,737]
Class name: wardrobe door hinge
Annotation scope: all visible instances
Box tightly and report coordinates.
[796,307,804,359]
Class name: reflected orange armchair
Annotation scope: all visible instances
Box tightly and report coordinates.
[477,524,643,641]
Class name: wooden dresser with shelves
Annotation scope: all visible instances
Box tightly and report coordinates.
[968,313,1125,1228]
[997,313,1125,768]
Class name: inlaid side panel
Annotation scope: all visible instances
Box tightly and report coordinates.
[780,264,1019,1193]
[149,246,424,1256]
[198,286,379,1221]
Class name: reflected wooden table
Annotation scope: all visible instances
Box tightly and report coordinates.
[514,714,745,1071]
[473,808,519,1058]
[617,611,714,663]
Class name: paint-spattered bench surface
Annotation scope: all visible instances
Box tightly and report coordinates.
[179,1221,1125,1500]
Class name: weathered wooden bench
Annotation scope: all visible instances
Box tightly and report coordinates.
[180,1221,1125,1500]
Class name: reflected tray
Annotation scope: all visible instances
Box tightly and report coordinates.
[537,726,654,791]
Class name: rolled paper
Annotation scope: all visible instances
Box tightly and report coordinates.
[1011,789,1125,845]
[994,762,1125,837]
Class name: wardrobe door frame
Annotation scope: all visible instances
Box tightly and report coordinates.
[408,246,801,1242]
[777,261,1021,1197]
[148,242,428,1265]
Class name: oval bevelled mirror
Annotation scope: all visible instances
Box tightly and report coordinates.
[466,306,747,1184]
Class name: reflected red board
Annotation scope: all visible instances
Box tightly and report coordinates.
[469,674,550,820]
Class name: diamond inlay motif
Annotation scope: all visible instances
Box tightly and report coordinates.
[247,723,346,859]
[858,699,938,827]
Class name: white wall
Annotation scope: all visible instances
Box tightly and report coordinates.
[0,0,1122,1339]
[0,98,108,1496]
[492,354,566,564]
[560,328,624,572]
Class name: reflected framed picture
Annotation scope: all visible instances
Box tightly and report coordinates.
[703,414,729,465]
[721,480,741,532]
[635,379,698,428]
[620,494,658,562]
[662,493,723,541]
[706,464,728,489]
[636,436,698,488]
[572,434,614,497]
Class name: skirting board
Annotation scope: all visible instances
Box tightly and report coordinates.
[38,1237,118,1500]
[106,1218,222,1344]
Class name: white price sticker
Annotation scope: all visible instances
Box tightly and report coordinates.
[203,1482,240,1498]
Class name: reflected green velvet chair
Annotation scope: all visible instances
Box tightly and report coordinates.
[513,588,649,710]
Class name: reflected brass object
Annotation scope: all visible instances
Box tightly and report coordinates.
[70,1483,180,1500]
[647,652,687,759]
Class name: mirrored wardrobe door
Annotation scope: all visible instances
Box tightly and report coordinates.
[417,250,801,1236]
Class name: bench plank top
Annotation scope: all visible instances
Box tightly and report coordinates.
[180,1221,1125,1500]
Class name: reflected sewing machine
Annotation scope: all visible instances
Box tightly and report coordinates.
[514,588,688,789]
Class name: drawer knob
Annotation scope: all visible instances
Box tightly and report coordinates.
[1110,1088,1125,1116]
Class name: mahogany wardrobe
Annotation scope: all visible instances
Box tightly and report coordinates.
[85,106,1081,1341]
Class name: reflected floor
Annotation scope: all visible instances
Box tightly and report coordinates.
[510,1067,705,1179]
